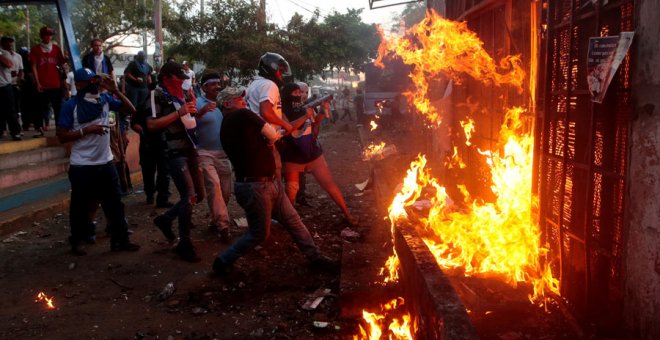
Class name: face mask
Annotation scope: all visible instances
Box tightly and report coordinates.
[290,95,302,107]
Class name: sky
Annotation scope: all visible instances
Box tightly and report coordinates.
[266,0,410,27]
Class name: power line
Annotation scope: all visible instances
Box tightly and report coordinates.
[285,0,327,19]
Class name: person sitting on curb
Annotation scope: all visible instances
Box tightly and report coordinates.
[211,86,338,276]
[56,68,139,255]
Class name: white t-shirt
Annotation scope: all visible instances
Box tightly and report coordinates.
[66,71,77,96]
[70,103,113,165]
[246,76,283,129]
[0,49,16,86]
[182,69,195,91]
[0,49,23,85]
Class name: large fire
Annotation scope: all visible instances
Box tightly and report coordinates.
[375,10,559,304]
[375,11,525,125]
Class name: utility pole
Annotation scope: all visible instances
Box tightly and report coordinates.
[154,0,163,67]
[257,0,266,31]
[25,6,30,49]
[142,0,148,57]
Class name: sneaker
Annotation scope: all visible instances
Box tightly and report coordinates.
[11,134,21,141]
[309,255,340,272]
[219,228,231,243]
[153,215,175,242]
[175,241,201,263]
[212,257,231,276]
[111,241,140,252]
[33,128,44,138]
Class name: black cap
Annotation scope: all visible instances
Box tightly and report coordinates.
[1,36,15,43]
[159,61,189,80]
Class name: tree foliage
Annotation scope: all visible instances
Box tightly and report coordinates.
[165,1,381,82]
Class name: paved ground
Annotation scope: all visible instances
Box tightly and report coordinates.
[0,121,380,339]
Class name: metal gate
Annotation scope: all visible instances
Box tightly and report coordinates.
[537,0,634,331]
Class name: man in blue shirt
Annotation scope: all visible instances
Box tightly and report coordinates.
[56,68,139,255]
[195,72,232,241]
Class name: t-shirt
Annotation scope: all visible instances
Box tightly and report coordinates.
[182,69,195,91]
[66,71,76,96]
[220,108,275,179]
[245,76,283,129]
[0,50,12,86]
[195,94,223,151]
[82,52,114,76]
[0,49,23,85]
[29,43,64,89]
[124,60,153,88]
[57,93,121,166]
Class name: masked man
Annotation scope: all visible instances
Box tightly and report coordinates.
[56,68,139,255]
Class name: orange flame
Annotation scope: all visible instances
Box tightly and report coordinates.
[460,118,475,146]
[375,10,525,125]
[370,120,379,131]
[35,292,55,309]
[387,108,559,303]
[363,141,386,160]
[354,297,415,340]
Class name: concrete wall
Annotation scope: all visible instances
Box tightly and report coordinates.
[624,0,660,338]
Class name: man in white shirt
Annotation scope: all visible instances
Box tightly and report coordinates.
[245,52,301,179]
[181,61,196,92]
[0,36,21,140]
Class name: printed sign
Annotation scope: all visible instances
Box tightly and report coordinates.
[587,32,634,103]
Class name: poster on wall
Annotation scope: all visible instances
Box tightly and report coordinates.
[587,32,634,103]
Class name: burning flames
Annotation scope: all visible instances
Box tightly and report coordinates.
[354,297,415,340]
[363,141,386,160]
[35,292,55,309]
[370,120,379,131]
[375,11,525,125]
[376,9,559,304]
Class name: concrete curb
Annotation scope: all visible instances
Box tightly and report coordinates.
[0,171,143,236]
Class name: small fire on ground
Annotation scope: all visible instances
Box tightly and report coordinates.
[353,297,415,340]
[35,292,55,309]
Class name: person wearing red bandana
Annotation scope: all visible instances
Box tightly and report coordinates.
[145,61,205,263]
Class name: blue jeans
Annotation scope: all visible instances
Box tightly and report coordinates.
[68,161,129,244]
[218,180,320,266]
[162,155,204,241]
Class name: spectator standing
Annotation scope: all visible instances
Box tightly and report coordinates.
[181,61,195,93]
[147,61,205,263]
[124,51,152,111]
[338,87,352,121]
[212,86,337,276]
[195,72,232,241]
[18,47,35,131]
[0,36,22,140]
[30,26,65,136]
[82,38,115,80]
[56,68,139,255]
[354,89,365,124]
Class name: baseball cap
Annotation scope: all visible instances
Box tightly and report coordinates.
[1,36,15,43]
[74,68,100,82]
[217,86,246,103]
[159,61,189,79]
[40,26,55,36]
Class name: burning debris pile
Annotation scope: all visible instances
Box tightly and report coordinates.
[355,10,560,338]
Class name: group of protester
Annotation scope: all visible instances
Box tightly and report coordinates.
[37,30,356,274]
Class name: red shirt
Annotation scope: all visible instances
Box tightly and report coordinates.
[30,44,64,89]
